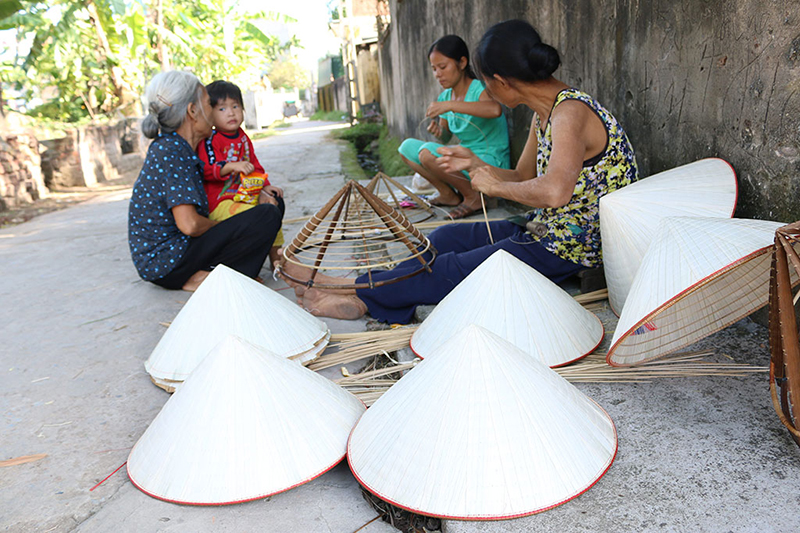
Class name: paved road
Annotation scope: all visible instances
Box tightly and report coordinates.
[2,119,800,533]
[0,121,393,533]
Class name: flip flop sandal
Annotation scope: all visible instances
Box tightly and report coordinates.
[448,202,479,220]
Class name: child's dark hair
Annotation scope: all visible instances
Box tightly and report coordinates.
[206,80,244,108]
[428,35,475,79]
[475,20,560,82]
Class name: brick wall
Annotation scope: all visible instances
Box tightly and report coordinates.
[0,132,46,210]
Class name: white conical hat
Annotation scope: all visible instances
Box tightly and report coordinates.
[349,325,617,519]
[607,217,797,366]
[129,335,365,505]
[145,264,329,382]
[148,330,332,394]
[600,158,737,315]
[410,250,603,367]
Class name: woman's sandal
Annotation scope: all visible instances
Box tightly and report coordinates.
[448,202,479,220]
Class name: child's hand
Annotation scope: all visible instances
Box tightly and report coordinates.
[226,161,255,175]
[263,185,283,198]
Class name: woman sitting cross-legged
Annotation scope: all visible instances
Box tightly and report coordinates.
[280,20,638,322]
[128,70,283,291]
[398,34,510,219]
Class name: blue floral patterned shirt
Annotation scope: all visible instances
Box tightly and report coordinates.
[128,132,209,281]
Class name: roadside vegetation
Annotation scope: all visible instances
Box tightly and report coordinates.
[1,1,304,124]
[310,110,348,121]
[332,122,408,180]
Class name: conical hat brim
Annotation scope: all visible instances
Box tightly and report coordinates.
[151,330,332,393]
[600,158,737,315]
[129,335,365,505]
[607,217,796,366]
[349,325,617,519]
[410,250,603,367]
[145,265,329,381]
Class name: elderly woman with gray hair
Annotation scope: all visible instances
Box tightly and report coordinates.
[128,70,283,291]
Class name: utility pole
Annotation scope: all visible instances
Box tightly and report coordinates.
[340,0,359,125]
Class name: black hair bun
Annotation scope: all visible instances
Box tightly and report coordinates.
[527,42,561,80]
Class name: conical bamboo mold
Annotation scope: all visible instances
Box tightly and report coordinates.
[348,325,617,520]
[608,217,799,366]
[277,180,436,289]
[410,250,603,367]
[600,158,737,315]
[768,220,800,447]
[129,335,365,505]
[364,171,435,223]
[145,264,329,384]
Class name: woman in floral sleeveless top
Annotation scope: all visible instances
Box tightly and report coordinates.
[280,20,638,323]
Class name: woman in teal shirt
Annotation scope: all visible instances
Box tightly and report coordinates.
[398,35,510,219]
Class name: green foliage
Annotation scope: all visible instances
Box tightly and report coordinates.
[338,140,368,182]
[0,0,301,122]
[267,57,311,91]
[331,122,381,151]
[332,122,409,177]
[377,127,409,177]
[310,109,348,121]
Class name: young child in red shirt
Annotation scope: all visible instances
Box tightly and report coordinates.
[197,80,285,265]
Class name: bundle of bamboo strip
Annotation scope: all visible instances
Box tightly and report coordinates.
[305,326,417,371]
[333,350,766,405]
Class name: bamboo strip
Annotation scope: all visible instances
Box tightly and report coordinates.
[331,348,767,405]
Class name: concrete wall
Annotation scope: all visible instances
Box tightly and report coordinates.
[40,118,146,188]
[378,0,800,222]
[244,89,301,129]
[357,44,381,106]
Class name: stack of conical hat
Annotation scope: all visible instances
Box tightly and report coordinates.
[145,265,329,389]
[600,158,737,315]
[607,217,799,366]
[410,250,603,367]
[129,335,365,505]
[349,325,617,520]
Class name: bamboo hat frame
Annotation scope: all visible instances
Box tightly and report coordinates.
[599,158,737,316]
[768,220,800,448]
[607,217,799,367]
[129,336,365,505]
[348,325,617,520]
[145,265,330,385]
[365,171,435,223]
[277,180,436,289]
[410,250,604,367]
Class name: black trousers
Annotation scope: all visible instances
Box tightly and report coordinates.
[153,199,284,290]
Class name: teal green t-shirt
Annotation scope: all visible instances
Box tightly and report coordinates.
[437,79,510,168]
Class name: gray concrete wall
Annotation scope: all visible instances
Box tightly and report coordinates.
[378,0,800,221]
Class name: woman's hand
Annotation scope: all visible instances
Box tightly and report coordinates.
[436,145,479,173]
[426,101,451,118]
[258,188,278,206]
[263,184,283,198]
[426,118,443,138]
[470,166,503,196]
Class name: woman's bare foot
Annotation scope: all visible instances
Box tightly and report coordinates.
[302,288,367,320]
[428,190,462,207]
[268,246,280,270]
[293,284,307,305]
[276,250,357,294]
[182,270,210,292]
